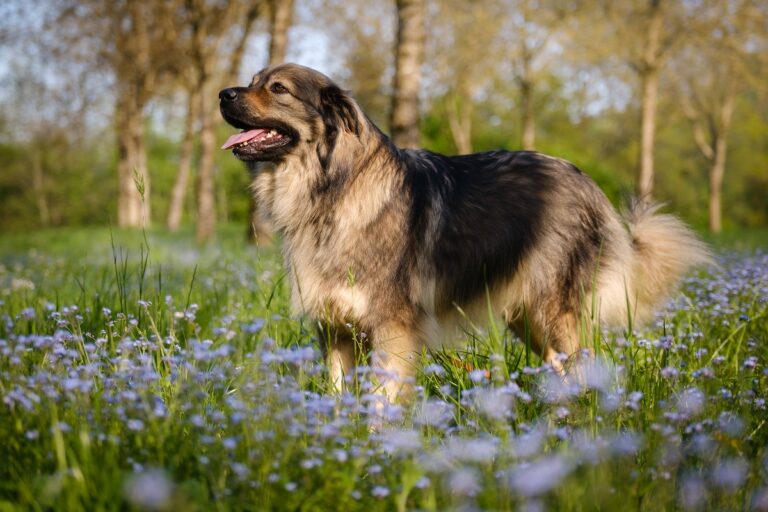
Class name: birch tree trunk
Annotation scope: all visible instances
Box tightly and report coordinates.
[196,75,217,243]
[167,89,199,231]
[390,0,425,148]
[114,2,153,227]
[636,0,663,199]
[246,0,293,244]
[191,1,257,243]
[192,0,216,244]
[268,0,293,65]
[116,94,150,227]
[708,94,735,234]
[520,77,536,151]
[447,97,472,154]
[637,66,659,198]
[708,138,726,234]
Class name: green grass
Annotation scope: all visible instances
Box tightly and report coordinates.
[0,226,766,511]
[704,228,768,252]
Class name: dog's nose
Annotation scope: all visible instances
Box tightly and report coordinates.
[219,88,238,102]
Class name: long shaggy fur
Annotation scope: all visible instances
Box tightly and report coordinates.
[219,64,711,397]
[610,201,713,324]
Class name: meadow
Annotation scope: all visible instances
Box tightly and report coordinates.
[0,225,766,511]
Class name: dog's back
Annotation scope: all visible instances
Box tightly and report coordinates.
[402,150,609,312]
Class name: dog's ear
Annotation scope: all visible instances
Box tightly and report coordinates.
[319,85,361,137]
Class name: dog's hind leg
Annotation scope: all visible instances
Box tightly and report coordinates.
[546,311,584,374]
[508,309,581,374]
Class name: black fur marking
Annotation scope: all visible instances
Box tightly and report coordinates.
[320,86,361,136]
[401,150,557,309]
[311,168,348,200]
[558,197,607,312]
[317,86,362,171]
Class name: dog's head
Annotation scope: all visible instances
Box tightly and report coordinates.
[219,64,361,165]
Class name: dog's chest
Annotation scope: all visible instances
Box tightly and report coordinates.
[285,230,371,323]
[270,160,407,324]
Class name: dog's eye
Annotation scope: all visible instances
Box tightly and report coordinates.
[270,82,288,94]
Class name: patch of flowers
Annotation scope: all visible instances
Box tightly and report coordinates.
[0,249,766,510]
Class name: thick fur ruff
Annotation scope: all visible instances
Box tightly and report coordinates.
[219,64,711,396]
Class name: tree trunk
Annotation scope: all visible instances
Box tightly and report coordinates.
[708,147,725,234]
[30,153,50,227]
[116,96,150,227]
[245,0,291,245]
[268,0,294,65]
[708,94,735,234]
[520,78,535,151]
[390,0,425,148]
[196,79,216,243]
[167,89,199,232]
[114,1,153,228]
[447,97,472,154]
[637,67,659,199]
[636,0,662,199]
[518,1,536,151]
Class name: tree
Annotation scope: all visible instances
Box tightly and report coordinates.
[507,0,575,150]
[309,0,394,128]
[185,0,259,243]
[426,0,573,154]
[427,0,505,154]
[674,0,767,232]
[166,87,199,232]
[390,0,425,148]
[113,1,154,227]
[268,0,294,64]
[247,0,295,244]
[50,0,182,227]
[112,2,181,226]
[586,1,697,198]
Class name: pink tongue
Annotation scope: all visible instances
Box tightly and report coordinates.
[221,128,267,150]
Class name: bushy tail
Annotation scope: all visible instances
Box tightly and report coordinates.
[617,200,713,324]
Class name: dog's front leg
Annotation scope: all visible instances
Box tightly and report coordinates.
[371,322,421,401]
[319,324,357,394]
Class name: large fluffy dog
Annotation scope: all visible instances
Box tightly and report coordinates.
[219,64,710,398]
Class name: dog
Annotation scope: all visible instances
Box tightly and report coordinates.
[219,63,711,399]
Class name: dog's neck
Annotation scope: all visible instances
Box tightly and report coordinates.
[256,119,402,241]
[263,119,412,318]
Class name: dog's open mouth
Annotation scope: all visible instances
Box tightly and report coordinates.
[221,126,293,160]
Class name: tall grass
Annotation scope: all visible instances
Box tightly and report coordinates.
[0,227,766,511]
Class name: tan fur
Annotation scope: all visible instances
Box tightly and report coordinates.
[599,201,714,326]
[220,64,712,401]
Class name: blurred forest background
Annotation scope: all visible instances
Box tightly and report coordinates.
[0,0,766,242]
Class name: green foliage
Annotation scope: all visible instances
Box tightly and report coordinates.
[0,137,115,231]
